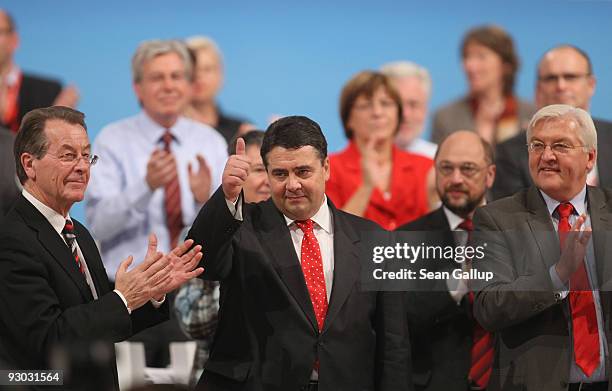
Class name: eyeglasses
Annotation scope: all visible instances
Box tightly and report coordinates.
[538,73,591,84]
[437,162,485,178]
[47,152,99,166]
[527,141,587,155]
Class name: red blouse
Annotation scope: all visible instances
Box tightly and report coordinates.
[326,142,433,230]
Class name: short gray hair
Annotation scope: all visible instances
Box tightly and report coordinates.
[380,61,432,96]
[132,39,192,83]
[526,104,597,152]
[186,35,223,64]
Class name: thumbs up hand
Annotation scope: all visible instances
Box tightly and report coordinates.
[222,138,251,202]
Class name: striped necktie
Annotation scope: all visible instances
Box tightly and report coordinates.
[162,129,184,248]
[62,219,85,276]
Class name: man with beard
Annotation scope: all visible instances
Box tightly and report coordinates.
[396,130,496,390]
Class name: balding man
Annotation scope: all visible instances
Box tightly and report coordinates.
[397,130,496,391]
[0,9,78,132]
[492,45,612,199]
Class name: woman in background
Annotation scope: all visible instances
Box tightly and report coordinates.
[432,25,535,145]
[326,71,432,230]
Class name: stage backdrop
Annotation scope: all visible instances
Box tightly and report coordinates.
[6,0,612,223]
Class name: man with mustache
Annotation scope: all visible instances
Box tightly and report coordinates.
[85,39,228,367]
[397,130,496,390]
[492,45,612,199]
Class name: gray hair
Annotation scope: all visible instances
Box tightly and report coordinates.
[186,35,223,64]
[526,104,597,152]
[132,39,192,83]
[380,61,432,96]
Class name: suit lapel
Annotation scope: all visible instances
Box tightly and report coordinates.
[525,187,560,271]
[16,196,93,301]
[258,202,319,332]
[74,221,110,296]
[587,187,612,289]
[322,203,360,334]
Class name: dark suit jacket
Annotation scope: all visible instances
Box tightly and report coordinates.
[188,188,411,391]
[0,127,19,216]
[472,186,612,391]
[397,208,474,391]
[0,195,168,391]
[0,73,61,131]
[491,118,612,200]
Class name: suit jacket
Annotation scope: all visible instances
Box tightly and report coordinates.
[491,118,612,200]
[0,127,19,216]
[431,96,536,145]
[472,186,612,391]
[188,187,411,391]
[1,73,62,131]
[397,208,474,391]
[0,195,168,391]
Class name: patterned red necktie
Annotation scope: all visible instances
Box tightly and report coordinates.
[460,218,494,390]
[557,202,600,377]
[295,219,328,331]
[162,130,183,248]
[62,220,85,276]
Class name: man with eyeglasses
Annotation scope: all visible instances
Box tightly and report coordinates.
[397,130,496,391]
[85,39,228,367]
[0,106,203,390]
[472,104,612,390]
[492,45,612,199]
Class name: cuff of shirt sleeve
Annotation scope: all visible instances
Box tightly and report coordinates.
[225,192,244,221]
[447,273,470,305]
[150,295,166,308]
[114,289,131,314]
[549,265,569,301]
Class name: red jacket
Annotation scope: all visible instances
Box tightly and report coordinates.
[327,141,432,230]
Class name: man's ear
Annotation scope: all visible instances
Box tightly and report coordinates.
[21,153,36,181]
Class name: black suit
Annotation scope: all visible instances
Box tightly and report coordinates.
[0,195,168,391]
[397,208,474,391]
[0,127,19,215]
[1,73,62,131]
[188,188,411,391]
[491,118,612,200]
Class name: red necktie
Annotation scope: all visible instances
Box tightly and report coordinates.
[460,218,494,389]
[162,130,183,248]
[557,202,600,377]
[295,219,328,331]
[62,220,85,276]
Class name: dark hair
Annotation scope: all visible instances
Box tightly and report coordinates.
[228,130,265,155]
[434,132,495,165]
[14,106,87,184]
[260,116,327,167]
[538,44,593,76]
[339,70,402,139]
[461,25,519,96]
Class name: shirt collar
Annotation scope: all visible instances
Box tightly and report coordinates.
[137,111,185,146]
[442,206,466,230]
[539,185,587,218]
[22,189,70,235]
[284,195,332,234]
[4,65,20,87]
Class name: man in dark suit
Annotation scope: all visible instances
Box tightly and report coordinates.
[492,45,612,200]
[398,130,496,390]
[0,125,19,215]
[473,104,612,390]
[0,9,78,132]
[188,116,411,391]
[0,106,203,390]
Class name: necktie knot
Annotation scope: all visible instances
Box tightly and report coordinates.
[162,129,174,152]
[458,218,473,232]
[296,219,315,235]
[62,219,75,238]
[556,202,574,220]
